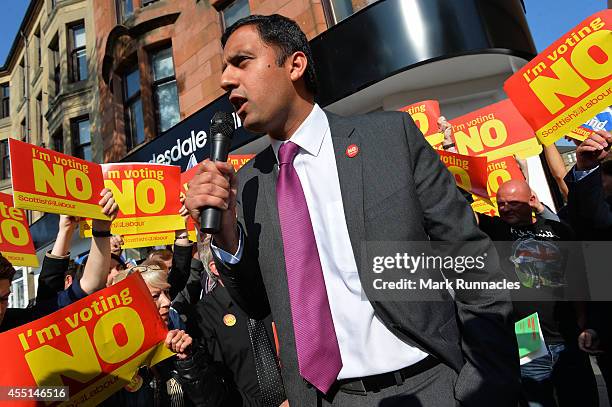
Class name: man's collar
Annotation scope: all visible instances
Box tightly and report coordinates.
[270,104,328,163]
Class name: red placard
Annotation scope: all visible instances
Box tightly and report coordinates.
[472,156,526,217]
[0,193,38,267]
[567,126,597,142]
[399,100,445,148]
[436,150,489,199]
[504,10,612,145]
[180,165,199,233]
[449,99,542,160]
[10,139,108,220]
[228,154,255,172]
[0,273,173,406]
[485,156,526,199]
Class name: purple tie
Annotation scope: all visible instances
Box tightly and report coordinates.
[276,141,342,394]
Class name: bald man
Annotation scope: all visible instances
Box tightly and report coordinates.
[478,180,598,407]
[497,180,546,226]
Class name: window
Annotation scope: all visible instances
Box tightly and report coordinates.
[71,116,91,161]
[49,34,60,96]
[222,0,250,29]
[19,59,26,101]
[52,129,63,153]
[0,84,9,118]
[151,47,180,134]
[68,22,87,82]
[116,0,133,22]
[10,276,25,309]
[0,140,9,179]
[123,68,145,149]
[20,120,28,143]
[36,93,43,142]
[34,28,42,70]
[323,0,379,25]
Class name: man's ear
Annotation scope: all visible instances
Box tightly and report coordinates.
[288,51,308,83]
[208,260,218,276]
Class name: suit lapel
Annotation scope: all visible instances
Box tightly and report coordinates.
[258,147,281,237]
[327,112,366,273]
[256,147,286,276]
[257,146,291,305]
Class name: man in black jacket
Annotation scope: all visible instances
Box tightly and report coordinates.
[190,238,287,407]
[478,179,598,407]
[563,129,612,404]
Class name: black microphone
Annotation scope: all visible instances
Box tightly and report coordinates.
[200,111,236,234]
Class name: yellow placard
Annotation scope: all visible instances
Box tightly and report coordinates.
[80,214,185,237]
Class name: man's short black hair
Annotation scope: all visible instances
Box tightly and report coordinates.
[0,254,15,282]
[221,14,318,96]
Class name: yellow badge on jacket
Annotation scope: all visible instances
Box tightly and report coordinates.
[223,314,237,327]
[124,372,143,392]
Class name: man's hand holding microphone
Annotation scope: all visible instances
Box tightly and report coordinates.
[185,112,239,254]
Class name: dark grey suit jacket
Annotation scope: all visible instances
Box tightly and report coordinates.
[215,110,520,406]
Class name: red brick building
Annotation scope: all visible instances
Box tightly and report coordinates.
[94,0,334,163]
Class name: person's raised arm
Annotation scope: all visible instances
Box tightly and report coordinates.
[109,235,123,257]
[438,116,457,153]
[37,215,80,301]
[543,144,569,200]
[51,215,78,257]
[79,189,119,295]
[530,189,560,222]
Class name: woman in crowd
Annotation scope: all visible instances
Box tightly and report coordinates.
[103,262,235,407]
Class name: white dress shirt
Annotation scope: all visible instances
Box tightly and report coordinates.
[214,104,427,379]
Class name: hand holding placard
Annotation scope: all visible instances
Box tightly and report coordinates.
[575,129,612,170]
[92,188,120,232]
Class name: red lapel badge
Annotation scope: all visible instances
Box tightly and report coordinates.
[346,144,359,158]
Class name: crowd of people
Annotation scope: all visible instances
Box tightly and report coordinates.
[0,13,610,407]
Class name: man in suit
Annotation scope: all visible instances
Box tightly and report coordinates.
[186,14,519,407]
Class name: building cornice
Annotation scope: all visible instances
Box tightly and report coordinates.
[101,12,181,84]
